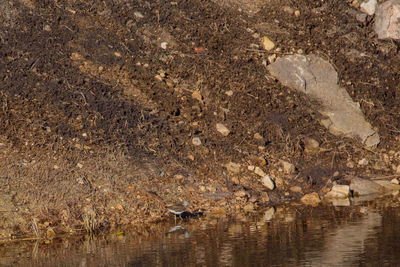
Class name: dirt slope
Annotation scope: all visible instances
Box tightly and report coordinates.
[0,0,399,238]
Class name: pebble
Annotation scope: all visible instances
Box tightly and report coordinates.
[391,178,399,185]
[226,162,241,174]
[263,207,275,221]
[160,42,168,49]
[254,166,266,177]
[247,165,255,171]
[192,137,202,146]
[280,160,296,174]
[77,163,83,168]
[253,133,263,140]
[304,137,319,152]
[43,25,51,32]
[301,192,321,206]
[134,11,144,18]
[154,74,163,82]
[231,176,240,184]
[294,10,301,17]
[225,90,233,96]
[324,184,350,199]
[216,123,230,136]
[282,6,294,15]
[360,0,377,15]
[262,36,275,51]
[267,54,277,63]
[347,161,355,168]
[358,158,369,166]
[261,175,275,190]
[290,186,302,193]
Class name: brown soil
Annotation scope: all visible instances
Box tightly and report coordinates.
[0,0,399,238]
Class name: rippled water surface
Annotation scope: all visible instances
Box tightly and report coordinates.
[2,198,400,266]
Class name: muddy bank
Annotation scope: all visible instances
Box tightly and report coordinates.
[0,0,400,238]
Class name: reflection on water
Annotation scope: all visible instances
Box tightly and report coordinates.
[2,198,400,266]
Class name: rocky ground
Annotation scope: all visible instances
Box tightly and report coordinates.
[0,0,400,239]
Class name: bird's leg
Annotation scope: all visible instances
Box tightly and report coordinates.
[174,215,177,225]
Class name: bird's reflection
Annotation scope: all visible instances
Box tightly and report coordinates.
[166,225,191,239]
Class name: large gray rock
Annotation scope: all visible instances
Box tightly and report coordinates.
[267,54,380,147]
[374,0,400,39]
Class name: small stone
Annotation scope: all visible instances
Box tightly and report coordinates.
[304,137,320,152]
[282,6,294,15]
[134,11,144,18]
[188,154,195,161]
[263,207,275,221]
[267,54,277,63]
[358,158,369,166]
[77,163,83,168]
[301,192,321,206]
[247,165,255,171]
[226,162,241,174]
[360,0,377,15]
[216,123,230,136]
[199,185,206,192]
[114,52,121,57]
[192,137,201,146]
[391,178,399,185]
[254,133,263,140]
[160,42,168,50]
[324,185,350,199]
[53,165,59,170]
[294,10,301,17]
[231,176,240,184]
[254,167,266,177]
[43,25,51,32]
[225,90,233,96]
[290,186,302,193]
[154,75,163,82]
[280,160,296,174]
[347,161,355,168]
[352,0,360,8]
[261,175,275,190]
[262,36,275,51]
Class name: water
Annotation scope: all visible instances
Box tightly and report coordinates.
[2,197,400,266]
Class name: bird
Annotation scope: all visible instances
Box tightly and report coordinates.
[167,201,189,223]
